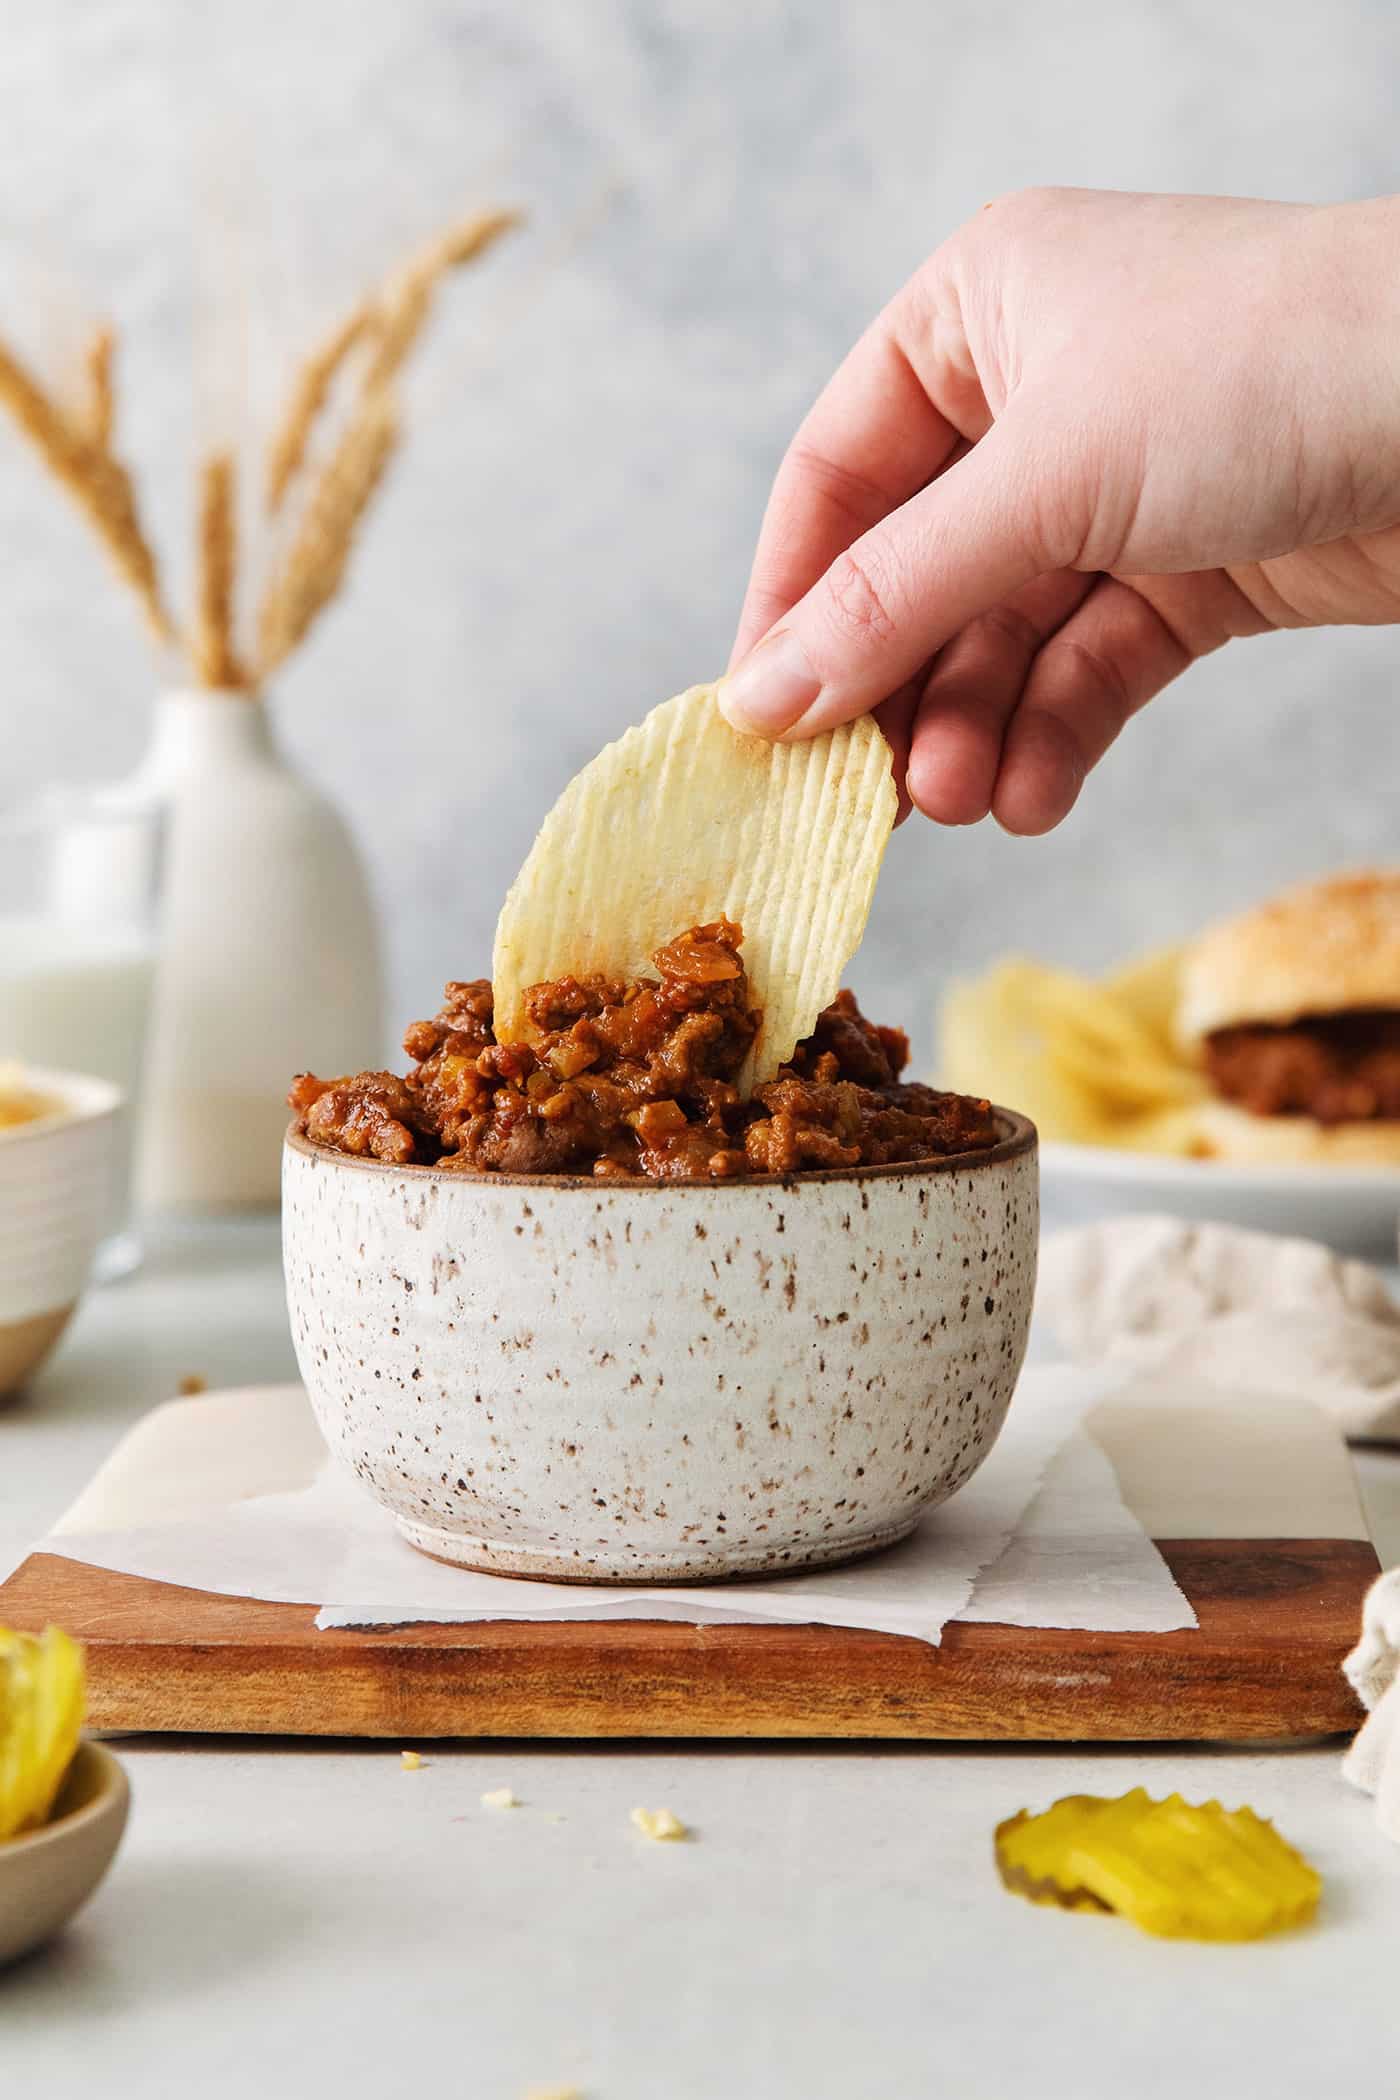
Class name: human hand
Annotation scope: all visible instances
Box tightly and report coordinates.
[721,188,1400,831]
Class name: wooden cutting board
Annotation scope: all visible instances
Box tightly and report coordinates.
[0,1372,1378,1740]
[0,1535,1375,1741]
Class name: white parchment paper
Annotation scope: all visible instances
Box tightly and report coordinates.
[41,1365,1195,1645]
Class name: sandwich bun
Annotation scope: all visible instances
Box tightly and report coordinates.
[1194,1100,1400,1171]
[1177,869,1400,1050]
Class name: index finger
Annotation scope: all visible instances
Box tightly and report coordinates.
[729,295,974,668]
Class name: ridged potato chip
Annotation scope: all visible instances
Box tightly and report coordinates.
[1105,944,1189,1046]
[996,1788,1321,1940]
[0,1625,87,1840]
[939,950,1208,1153]
[940,965,1110,1145]
[492,683,896,1091]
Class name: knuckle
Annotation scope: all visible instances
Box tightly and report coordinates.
[820,543,903,651]
[973,602,1044,659]
[783,439,893,538]
[985,183,1071,225]
[1055,637,1132,729]
[1031,706,1090,783]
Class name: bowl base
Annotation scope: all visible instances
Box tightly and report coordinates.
[0,1742,130,1967]
[0,1303,75,1400]
[396,1513,921,1586]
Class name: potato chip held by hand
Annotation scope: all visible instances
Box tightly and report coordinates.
[0,1625,87,1841]
[995,1788,1320,1940]
[492,683,896,1093]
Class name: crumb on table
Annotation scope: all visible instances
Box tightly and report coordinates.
[399,1749,423,1771]
[631,1805,688,1842]
[482,1786,519,1810]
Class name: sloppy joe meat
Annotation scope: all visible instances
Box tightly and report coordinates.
[292,919,1000,1179]
[1205,1009,1400,1123]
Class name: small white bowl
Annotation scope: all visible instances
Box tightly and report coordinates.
[0,1068,122,1397]
[0,1742,130,1966]
[284,1114,1038,1583]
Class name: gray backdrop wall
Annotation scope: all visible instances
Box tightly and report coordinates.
[5,1,1399,1061]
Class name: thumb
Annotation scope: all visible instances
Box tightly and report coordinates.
[718,413,1065,741]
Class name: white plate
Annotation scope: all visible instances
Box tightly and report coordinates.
[1040,1140,1400,1256]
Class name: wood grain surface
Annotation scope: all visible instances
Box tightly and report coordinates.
[0,1537,1377,1741]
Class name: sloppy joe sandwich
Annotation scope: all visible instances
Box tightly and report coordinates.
[1177,869,1400,1166]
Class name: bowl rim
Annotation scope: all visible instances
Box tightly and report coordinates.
[284,1105,1037,1191]
[0,1066,124,1147]
[0,1741,128,1862]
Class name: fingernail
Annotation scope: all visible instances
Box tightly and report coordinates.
[719,630,822,734]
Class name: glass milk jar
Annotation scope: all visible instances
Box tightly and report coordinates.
[0,793,163,1277]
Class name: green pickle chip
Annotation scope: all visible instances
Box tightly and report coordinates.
[995,1788,1321,1941]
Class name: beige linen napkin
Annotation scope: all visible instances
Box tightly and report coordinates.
[1042,1214,1400,1841]
[1343,1568,1400,1845]
[1038,1215,1400,1445]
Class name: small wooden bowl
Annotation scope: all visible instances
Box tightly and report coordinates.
[0,1743,130,1966]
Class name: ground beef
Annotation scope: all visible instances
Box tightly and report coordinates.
[288,1070,427,1165]
[1205,1009,1400,1123]
[292,919,1001,1180]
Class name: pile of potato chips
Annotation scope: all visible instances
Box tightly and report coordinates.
[0,1625,86,1840]
[940,947,1209,1154]
[996,1788,1321,1940]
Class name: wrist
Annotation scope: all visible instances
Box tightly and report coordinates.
[1305,198,1400,523]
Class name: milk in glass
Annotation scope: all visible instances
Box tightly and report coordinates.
[0,796,163,1276]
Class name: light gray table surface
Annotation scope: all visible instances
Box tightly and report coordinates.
[3,1217,1399,2099]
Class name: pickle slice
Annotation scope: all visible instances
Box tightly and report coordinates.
[995,1789,1320,1941]
[0,1625,87,1840]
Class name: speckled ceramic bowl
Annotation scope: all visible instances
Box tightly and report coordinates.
[283,1112,1038,1582]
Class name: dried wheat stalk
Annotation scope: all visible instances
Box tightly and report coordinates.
[193,450,249,688]
[263,207,518,524]
[256,387,398,675]
[359,266,434,398]
[0,331,172,642]
[0,205,517,680]
[361,207,520,395]
[264,302,370,514]
[82,325,114,450]
[434,206,522,271]
[251,204,515,677]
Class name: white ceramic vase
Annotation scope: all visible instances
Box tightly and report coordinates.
[130,690,384,1208]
